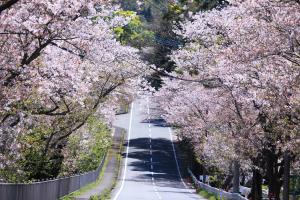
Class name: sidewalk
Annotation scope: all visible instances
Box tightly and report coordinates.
[75,127,124,200]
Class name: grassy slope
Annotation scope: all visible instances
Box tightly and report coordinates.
[60,154,110,200]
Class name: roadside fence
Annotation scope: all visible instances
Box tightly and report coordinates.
[188,168,247,200]
[0,154,106,200]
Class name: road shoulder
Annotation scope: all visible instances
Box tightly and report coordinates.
[74,127,124,200]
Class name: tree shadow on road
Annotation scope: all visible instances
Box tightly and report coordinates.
[121,137,188,190]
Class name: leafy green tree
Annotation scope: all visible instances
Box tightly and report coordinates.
[114,10,155,48]
[115,0,225,89]
[60,116,111,175]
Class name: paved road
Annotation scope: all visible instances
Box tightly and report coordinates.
[111,98,203,200]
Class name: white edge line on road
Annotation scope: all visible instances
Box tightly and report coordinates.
[113,102,134,200]
[168,127,193,194]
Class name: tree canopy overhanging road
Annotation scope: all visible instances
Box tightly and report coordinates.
[112,99,203,200]
[0,0,299,200]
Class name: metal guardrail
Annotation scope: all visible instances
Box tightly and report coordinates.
[188,168,247,200]
[0,154,106,200]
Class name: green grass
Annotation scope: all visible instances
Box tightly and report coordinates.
[83,129,125,200]
[197,188,224,200]
[60,154,110,200]
[91,130,125,200]
[62,129,125,200]
[89,188,110,200]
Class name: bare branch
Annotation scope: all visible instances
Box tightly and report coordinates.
[0,0,19,13]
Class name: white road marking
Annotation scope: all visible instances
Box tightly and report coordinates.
[147,97,150,115]
[168,127,193,194]
[112,102,134,200]
[154,187,162,199]
[154,186,162,199]
[147,98,163,200]
[155,191,162,200]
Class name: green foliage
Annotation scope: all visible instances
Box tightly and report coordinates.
[169,4,184,14]
[121,0,138,11]
[163,3,184,21]
[76,117,111,172]
[197,188,223,200]
[113,10,155,48]
[208,175,224,188]
[60,152,109,200]
[60,116,111,174]
[178,0,223,12]
[20,126,63,181]
[0,115,111,183]
[0,125,65,182]
[89,196,99,200]
[114,10,136,18]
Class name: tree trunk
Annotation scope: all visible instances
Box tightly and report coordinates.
[223,175,233,190]
[233,160,240,193]
[283,151,290,200]
[266,150,281,200]
[251,168,263,200]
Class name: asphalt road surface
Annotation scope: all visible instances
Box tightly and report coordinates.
[111,98,203,200]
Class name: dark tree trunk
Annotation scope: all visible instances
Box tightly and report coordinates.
[251,168,263,200]
[265,150,281,200]
[283,151,291,200]
[223,175,233,190]
[233,160,240,193]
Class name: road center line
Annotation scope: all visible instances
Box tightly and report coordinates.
[112,102,134,200]
[155,191,162,200]
[147,98,163,200]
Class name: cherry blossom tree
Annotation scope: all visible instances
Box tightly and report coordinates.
[155,0,300,199]
[0,0,146,181]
